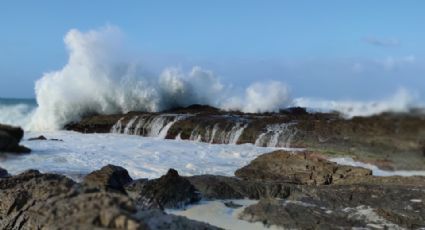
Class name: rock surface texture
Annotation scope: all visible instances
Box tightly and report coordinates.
[0,167,221,230]
[1,151,424,229]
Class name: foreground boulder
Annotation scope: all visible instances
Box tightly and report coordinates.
[0,169,221,230]
[135,169,201,209]
[84,164,133,193]
[0,124,31,153]
[235,150,372,185]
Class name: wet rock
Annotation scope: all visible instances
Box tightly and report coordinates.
[0,168,221,230]
[0,167,9,178]
[235,150,372,185]
[83,164,133,193]
[28,135,47,141]
[0,124,31,153]
[137,169,201,209]
[187,174,292,200]
[223,201,243,209]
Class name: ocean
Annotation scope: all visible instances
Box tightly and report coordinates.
[0,97,37,129]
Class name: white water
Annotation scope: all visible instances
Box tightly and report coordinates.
[0,100,36,129]
[26,26,292,131]
[0,131,283,180]
[294,88,414,118]
[330,157,425,177]
[167,199,282,230]
[4,26,414,131]
[111,114,189,138]
[255,123,297,148]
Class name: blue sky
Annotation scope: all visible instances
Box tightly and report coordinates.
[1,1,424,101]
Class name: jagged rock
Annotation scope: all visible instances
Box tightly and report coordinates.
[0,168,221,230]
[235,150,372,185]
[0,167,9,178]
[0,123,31,153]
[136,169,201,209]
[83,164,133,193]
[28,135,47,141]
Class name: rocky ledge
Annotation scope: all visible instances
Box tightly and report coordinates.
[0,123,31,154]
[1,150,424,229]
[66,105,425,171]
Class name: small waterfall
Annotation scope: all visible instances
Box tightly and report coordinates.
[189,126,201,141]
[209,124,219,143]
[255,123,297,148]
[111,117,125,133]
[123,116,139,134]
[201,123,247,144]
[110,114,188,138]
[228,123,248,144]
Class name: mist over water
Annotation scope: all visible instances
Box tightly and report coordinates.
[0,26,418,131]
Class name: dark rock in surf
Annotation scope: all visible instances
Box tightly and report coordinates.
[136,169,201,209]
[83,164,133,193]
[0,123,31,153]
[28,135,47,141]
[0,167,9,178]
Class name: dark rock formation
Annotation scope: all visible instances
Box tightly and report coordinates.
[0,168,221,230]
[235,150,372,185]
[83,164,133,193]
[135,169,201,209]
[0,167,9,178]
[28,135,47,141]
[0,124,31,153]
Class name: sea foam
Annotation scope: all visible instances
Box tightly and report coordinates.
[29,26,292,131]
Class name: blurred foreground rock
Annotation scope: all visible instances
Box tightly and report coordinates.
[0,123,30,153]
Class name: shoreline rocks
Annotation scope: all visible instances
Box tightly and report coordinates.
[1,150,424,229]
[66,105,425,171]
[0,124,31,153]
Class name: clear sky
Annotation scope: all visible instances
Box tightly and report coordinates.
[1,1,424,101]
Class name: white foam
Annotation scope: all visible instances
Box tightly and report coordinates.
[294,88,414,118]
[0,131,284,180]
[0,103,36,129]
[28,26,292,131]
[330,157,425,177]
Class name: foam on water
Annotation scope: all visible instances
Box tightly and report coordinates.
[0,131,283,179]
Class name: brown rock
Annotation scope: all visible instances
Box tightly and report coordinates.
[235,150,372,185]
[83,164,133,193]
[136,169,201,209]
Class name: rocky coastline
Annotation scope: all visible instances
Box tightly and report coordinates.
[1,150,424,229]
[66,105,425,171]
